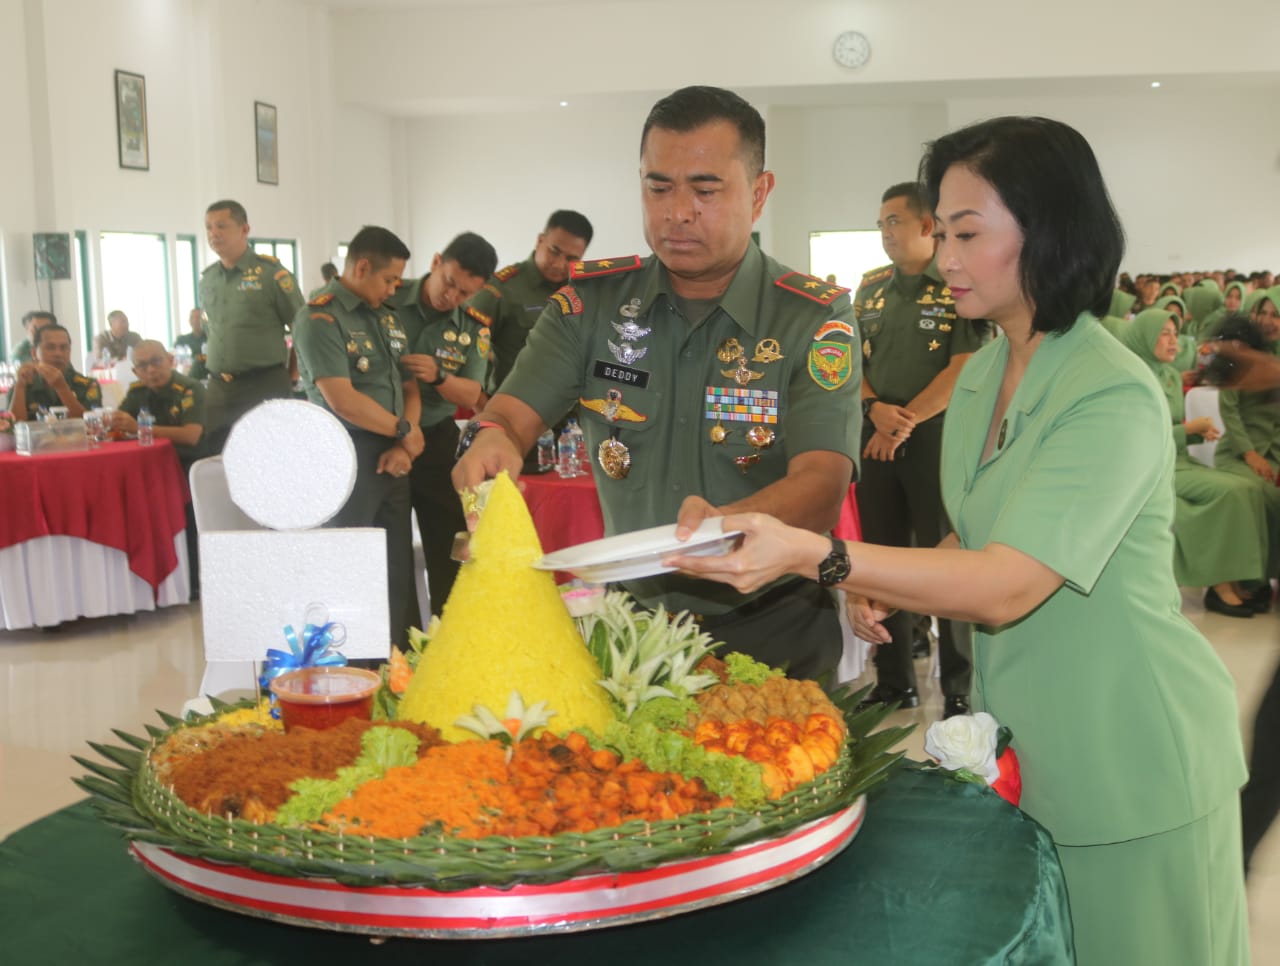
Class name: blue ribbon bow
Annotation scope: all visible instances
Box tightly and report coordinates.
[259,604,349,700]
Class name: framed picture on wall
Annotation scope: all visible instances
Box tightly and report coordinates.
[114,70,149,171]
[255,101,278,185]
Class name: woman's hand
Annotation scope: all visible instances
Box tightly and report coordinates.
[1184,416,1221,441]
[869,401,916,441]
[665,512,827,595]
[848,594,896,644]
[1244,450,1275,482]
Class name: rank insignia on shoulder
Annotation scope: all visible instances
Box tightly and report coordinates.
[550,285,584,316]
[809,341,854,391]
[259,253,279,264]
[814,320,855,341]
[464,305,493,326]
[775,272,850,306]
[570,256,643,280]
[494,263,521,282]
[309,292,336,306]
[860,265,894,287]
[310,312,335,323]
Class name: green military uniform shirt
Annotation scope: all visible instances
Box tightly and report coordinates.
[5,367,102,420]
[468,255,561,393]
[11,339,34,366]
[119,372,206,429]
[387,276,491,428]
[503,244,861,617]
[292,280,408,431]
[199,250,303,375]
[855,261,987,417]
[942,312,1245,845]
[173,333,208,380]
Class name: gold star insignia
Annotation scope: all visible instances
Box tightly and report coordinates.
[598,259,613,268]
[572,262,585,273]
[928,339,941,351]
[803,280,820,289]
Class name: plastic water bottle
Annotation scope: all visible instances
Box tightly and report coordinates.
[536,429,556,472]
[556,425,576,478]
[138,407,154,446]
[569,419,588,476]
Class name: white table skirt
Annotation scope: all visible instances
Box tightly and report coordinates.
[0,533,189,630]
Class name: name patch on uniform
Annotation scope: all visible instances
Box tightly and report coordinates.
[592,359,650,389]
[814,320,855,341]
[705,387,780,424]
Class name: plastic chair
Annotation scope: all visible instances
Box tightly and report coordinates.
[188,457,261,698]
[1184,387,1223,468]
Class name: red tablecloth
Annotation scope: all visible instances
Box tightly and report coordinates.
[519,473,861,551]
[0,439,189,592]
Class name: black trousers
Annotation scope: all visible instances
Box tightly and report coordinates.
[1243,655,1280,872]
[202,365,293,456]
[409,418,465,616]
[855,418,972,698]
[330,431,418,648]
[699,580,842,685]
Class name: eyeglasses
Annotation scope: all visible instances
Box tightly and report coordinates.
[133,357,167,370]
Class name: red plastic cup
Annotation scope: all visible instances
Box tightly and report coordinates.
[268,666,381,733]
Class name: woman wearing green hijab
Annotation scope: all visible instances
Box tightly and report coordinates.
[1201,281,1249,338]
[1158,280,1181,300]
[1119,308,1269,615]
[1181,282,1225,339]
[1155,295,1199,371]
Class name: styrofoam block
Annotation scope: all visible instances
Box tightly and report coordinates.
[223,400,356,530]
[201,530,390,661]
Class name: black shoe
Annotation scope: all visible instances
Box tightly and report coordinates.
[858,684,920,710]
[1205,587,1254,619]
[943,695,970,719]
[911,634,931,659]
[1244,585,1273,614]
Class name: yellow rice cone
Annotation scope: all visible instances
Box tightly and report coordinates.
[397,471,615,741]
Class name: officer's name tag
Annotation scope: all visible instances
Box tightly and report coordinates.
[593,360,650,389]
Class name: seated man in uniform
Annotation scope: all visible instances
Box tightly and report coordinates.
[6,324,101,419]
[92,310,143,363]
[454,86,861,683]
[11,310,56,366]
[111,339,206,461]
[388,231,498,615]
[173,308,209,381]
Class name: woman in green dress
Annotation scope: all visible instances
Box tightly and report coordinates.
[1182,280,1225,338]
[671,117,1249,965]
[1118,307,1267,615]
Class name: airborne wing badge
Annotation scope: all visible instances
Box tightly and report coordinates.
[775,272,851,306]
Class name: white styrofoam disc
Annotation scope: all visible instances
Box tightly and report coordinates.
[223,400,356,530]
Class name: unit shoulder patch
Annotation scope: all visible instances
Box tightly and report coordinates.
[308,293,336,307]
[464,305,493,326]
[570,256,643,280]
[775,272,850,306]
[549,285,584,317]
[858,265,894,291]
[494,263,521,282]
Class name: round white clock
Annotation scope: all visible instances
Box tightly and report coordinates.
[832,30,871,70]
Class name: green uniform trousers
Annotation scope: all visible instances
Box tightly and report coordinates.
[856,418,972,698]
[202,365,293,455]
[331,431,419,648]
[408,417,464,617]
[1056,797,1249,966]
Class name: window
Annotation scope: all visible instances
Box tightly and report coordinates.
[175,234,199,332]
[249,237,297,275]
[99,231,171,347]
[809,230,886,291]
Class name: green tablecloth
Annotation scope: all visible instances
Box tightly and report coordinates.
[0,765,1073,964]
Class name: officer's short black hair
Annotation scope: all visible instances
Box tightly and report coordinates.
[206,200,248,225]
[881,182,927,218]
[641,86,766,178]
[320,262,338,281]
[920,116,1124,335]
[345,226,410,272]
[441,232,498,281]
[544,210,594,246]
[22,310,56,330]
[34,323,70,348]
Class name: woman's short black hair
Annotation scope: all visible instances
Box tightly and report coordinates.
[919,116,1125,335]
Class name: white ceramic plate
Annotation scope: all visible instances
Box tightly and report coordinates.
[534,519,744,583]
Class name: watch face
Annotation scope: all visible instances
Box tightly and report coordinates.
[833,30,871,69]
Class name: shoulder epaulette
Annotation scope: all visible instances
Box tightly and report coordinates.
[859,265,894,288]
[71,374,92,386]
[273,268,291,281]
[570,256,643,280]
[774,272,851,306]
[464,305,492,326]
[494,263,521,282]
[309,293,335,307]
[127,379,143,391]
[257,253,280,264]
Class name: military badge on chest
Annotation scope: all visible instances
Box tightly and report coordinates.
[705,335,783,474]
[608,303,651,366]
[580,388,647,480]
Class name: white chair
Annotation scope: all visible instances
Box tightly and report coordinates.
[189,456,262,698]
[1184,387,1223,468]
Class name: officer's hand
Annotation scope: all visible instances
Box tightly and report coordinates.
[869,402,916,441]
[399,424,425,459]
[111,411,139,435]
[16,363,37,386]
[36,363,66,388]
[849,595,895,645]
[452,427,523,525]
[400,354,439,385]
[666,512,820,594]
[1244,450,1275,482]
[674,495,723,541]
[377,445,413,478]
[862,431,902,462]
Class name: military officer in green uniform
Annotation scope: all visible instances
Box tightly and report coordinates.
[199,200,303,454]
[173,308,209,381]
[855,182,989,717]
[112,340,206,459]
[11,310,56,366]
[468,210,593,395]
[388,232,497,615]
[454,87,860,682]
[6,324,101,419]
[293,226,424,649]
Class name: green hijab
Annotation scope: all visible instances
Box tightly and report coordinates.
[1156,295,1188,326]
[1098,314,1129,338]
[1242,288,1269,317]
[1223,280,1248,310]
[1117,307,1177,367]
[1181,283,1224,326]
[1158,282,1181,299]
[1109,289,1137,318]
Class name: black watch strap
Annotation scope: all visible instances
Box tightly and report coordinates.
[429,369,448,386]
[861,397,878,419]
[455,419,502,460]
[395,418,412,440]
[816,537,851,587]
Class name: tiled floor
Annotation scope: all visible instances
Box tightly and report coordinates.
[0,590,1275,961]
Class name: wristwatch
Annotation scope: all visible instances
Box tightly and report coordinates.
[394,418,412,440]
[816,537,851,587]
[455,419,503,460]
[861,397,879,419]
[429,369,448,386]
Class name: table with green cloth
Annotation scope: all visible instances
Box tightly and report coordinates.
[0,764,1073,964]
